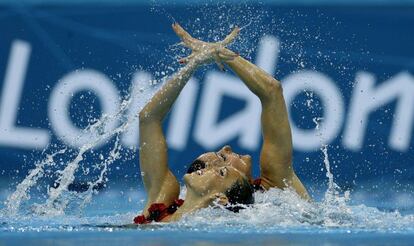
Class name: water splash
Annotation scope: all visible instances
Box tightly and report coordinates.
[319,144,352,227]
[3,76,159,216]
[4,148,67,215]
[78,136,123,212]
[177,187,414,233]
[31,97,138,215]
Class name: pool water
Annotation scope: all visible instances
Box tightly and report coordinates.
[1,185,414,246]
[0,141,412,245]
[2,230,414,246]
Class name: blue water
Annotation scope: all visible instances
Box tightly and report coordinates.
[2,231,414,246]
[1,185,414,246]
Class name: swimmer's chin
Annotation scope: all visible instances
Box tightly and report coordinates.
[183,172,198,189]
[183,173,193,186]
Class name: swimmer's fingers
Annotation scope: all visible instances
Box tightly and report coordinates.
[220,26,240,46]
[172,23,192,42]
[172,23,201,50]
[178,53,196,64]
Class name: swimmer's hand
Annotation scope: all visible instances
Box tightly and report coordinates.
[172,23,239,71]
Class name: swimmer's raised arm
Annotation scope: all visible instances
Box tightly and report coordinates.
[139,59,198,214]
[139,23,240,214]
[221,50,310,200]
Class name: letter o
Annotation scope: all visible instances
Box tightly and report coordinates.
[282,70,344,151]
[48,69,120,148]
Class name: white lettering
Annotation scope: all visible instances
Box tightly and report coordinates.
[0,38,411,154]
[193,36,280,150]
[256,35,280,75]
[283,70,344,151]
[0,40,49,149]
[343,72,414,151]
[121,71,154,148]
[194,72,261,150]
[167,78,199,150]
[48,69,120,148]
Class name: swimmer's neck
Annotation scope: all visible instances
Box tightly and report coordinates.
[167,188,213,221]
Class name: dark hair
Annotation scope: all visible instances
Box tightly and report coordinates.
[186,159,206,174]
[224,177,254,213]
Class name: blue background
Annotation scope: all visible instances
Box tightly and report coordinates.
[0,2,413,197]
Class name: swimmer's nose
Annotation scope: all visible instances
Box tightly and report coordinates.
[242,155,252,162]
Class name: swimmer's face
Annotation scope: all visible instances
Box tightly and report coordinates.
[183,145,252,195]
[189,145,252,178]
[183,161,245,198]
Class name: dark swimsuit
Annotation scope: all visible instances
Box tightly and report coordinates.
[133,179,264,224]
[251,178,265,192]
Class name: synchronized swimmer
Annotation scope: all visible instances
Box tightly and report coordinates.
[134,23,310,224]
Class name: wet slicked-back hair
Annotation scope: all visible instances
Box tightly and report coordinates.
[186,159,206,174]
[224,177,254,212]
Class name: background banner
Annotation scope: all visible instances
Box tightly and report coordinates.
[0,4,413,195]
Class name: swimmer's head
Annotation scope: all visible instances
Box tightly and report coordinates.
[183,145,254,212]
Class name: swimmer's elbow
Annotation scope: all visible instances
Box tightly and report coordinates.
[139,108,158,124]
[139,109,149,123]
[139,99,165,123]
[262,78,282,100]
[269,78,282,93]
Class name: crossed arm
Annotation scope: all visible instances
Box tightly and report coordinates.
[224,55,310,200]
[138,23,240,214]
[139,60,199,215]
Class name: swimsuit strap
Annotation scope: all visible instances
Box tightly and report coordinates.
[133,199,184,224]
